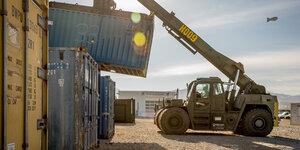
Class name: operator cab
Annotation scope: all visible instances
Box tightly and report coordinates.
[186,77,227,130]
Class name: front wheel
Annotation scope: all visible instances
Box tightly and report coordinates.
[242,108,273,137]
[159,107,190,135]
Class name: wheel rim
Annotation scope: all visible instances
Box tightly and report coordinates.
[168,116,182,128]
[170,117,179,126]
[253,117,266,129]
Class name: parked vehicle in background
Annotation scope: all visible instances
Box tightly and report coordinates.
[279,112,290,119]
[285,113,291,119]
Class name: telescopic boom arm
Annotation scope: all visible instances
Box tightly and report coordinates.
[138,0,266,94]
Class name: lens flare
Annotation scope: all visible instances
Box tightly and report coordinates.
[134,32,146,47]
[131,12,141,23]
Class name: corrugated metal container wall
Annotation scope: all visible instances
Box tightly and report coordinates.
[48,47,99,150]
[291,103,300,125]
[115,99,135,123]
[1,0,48,149]
[99,76,115,139]
[48,2,154,77]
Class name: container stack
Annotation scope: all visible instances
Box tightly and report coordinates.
[47,1,154,148]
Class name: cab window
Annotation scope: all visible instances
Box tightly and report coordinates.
[196,83,210,98]
[213,83,223,96]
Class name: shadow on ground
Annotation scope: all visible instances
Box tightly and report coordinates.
[115,123,136,126]
[158,131,300,149]
[98,142,166,150]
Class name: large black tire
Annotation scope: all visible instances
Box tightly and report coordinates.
[154,109,163,125]
[242,109,273,137]
[157,109,168,131]
[158,107,190,135]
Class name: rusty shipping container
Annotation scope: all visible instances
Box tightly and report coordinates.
[99,76,115,139]
[0,0,48,149]
[115,99,135,123]
[48,47,99,150]
[48,2,154,77]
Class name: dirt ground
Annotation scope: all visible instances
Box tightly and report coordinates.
[99,119,300,150]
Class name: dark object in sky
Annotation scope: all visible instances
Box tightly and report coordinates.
[267,17,278,22]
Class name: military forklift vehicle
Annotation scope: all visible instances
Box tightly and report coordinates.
[138,0,278,136]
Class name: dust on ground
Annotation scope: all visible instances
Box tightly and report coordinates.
[99,119,300,150]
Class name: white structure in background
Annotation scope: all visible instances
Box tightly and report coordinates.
[118,91,176,118]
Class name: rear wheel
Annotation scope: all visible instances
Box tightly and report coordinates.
[242,108,273,137]
[157,109,168,131]
[159,107,190,135]
[154,109,163,124]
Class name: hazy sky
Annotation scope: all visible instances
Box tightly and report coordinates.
[50,0,300,95]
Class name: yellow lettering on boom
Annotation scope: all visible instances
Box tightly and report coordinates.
[187,32,193,38]
[183,28,190,35]
[178,24,198,42]
[191,35,198,42]
[179,25,186,32]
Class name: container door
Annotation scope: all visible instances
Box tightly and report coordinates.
[4,0,48,149]
[5,1,26,149]
[27,1,47,149]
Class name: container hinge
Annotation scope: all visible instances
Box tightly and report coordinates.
[37,119,45,130]
[23,25,29,31]
[22,143,29,148]
[37,67,47,80]
[38,15,46,30]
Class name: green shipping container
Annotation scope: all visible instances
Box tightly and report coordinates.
[115,99,135,123]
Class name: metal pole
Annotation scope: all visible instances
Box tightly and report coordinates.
[229,70,240,103]
[1,0,8,148]
[226,79,231,91]
[225,79,231,100]
[233,69,240,91]
[23,0,29,149]
[176,88,179,99]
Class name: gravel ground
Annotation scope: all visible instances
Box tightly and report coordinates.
[99,119,300,150]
